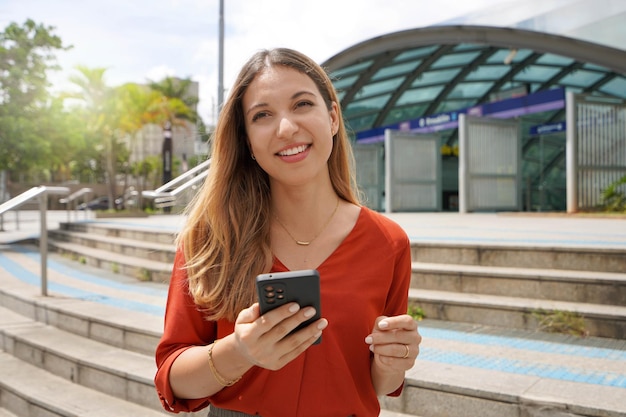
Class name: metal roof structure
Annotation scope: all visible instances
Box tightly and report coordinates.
[322,25,626,140]
[321,25,626,212]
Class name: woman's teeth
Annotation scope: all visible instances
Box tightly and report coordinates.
[278,145,308,156]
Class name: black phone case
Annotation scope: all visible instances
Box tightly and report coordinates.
[256,269,321,344]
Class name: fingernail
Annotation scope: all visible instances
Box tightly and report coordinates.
[378,320,389,329]
[289,304,300,313]
[304,308,316,318]
[364,336,373,344]
[317,319,328,330]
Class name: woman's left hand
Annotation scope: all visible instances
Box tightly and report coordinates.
[365,315,421,372]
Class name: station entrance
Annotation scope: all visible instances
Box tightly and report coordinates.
[353,89,626,213]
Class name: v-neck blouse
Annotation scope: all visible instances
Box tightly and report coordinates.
[154,206,412,417]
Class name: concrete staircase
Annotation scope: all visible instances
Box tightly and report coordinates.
[49,221,626,338]
[0,218,625,417]
[409,243,626,338]
[0,250,202,417]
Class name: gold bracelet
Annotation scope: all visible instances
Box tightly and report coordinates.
[207,339,242,387]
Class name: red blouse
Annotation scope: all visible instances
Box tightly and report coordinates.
[154,207,412,416]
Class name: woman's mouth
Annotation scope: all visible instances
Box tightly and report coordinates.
[277,144,310,156]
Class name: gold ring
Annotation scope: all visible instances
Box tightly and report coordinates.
[402,344,410,359]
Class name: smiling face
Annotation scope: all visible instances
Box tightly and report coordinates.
[242,65,339,189]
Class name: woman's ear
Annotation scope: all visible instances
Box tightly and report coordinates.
[330,102,339,136]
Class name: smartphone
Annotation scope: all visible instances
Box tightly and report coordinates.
[256,269,322,344]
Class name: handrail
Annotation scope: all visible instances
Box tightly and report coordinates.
[147,158,211,195]
[0,186,70,296]
[59,187,93,221]
[143,158,211,207]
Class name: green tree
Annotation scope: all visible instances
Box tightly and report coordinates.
[33,96,87,183]
[64,66,126,209]
[0,19,70,182]
[148,76,198,123]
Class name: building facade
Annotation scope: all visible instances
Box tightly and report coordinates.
[322,0,626,212]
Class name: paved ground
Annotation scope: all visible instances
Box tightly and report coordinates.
[1,209,625,248]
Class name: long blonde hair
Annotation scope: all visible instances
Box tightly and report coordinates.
[178,48,360,321]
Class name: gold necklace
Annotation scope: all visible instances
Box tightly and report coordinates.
[274,199,340,246]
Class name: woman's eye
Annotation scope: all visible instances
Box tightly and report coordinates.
[295,100,313,109]
[251,111,269,122]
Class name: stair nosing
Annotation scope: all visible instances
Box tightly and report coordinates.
[409,288,626,318]
[411,261,626,283]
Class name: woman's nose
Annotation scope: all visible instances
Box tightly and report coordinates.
[277,115,298,138]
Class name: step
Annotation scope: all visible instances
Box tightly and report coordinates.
[60,221,177,245]
[410,243,626,273]
[412,262,626,305]
[0,271,162,356]
[409,288,626,338]
[0,352,168,417]
[49,240,173,283]
[0,305,161,411]
[49,229,175,264]
[380,320,626,417]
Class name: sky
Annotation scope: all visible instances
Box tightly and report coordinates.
[0,0,518,124]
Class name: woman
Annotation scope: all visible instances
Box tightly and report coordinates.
[154,48,421,417]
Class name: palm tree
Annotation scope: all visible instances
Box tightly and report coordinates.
[148,76,198,123]
[64,66,122,209]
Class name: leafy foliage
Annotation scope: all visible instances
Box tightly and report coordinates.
[0,20,199,199]
[532,309,588,337]
[407,304,425,321]
[0,19,70,175]
[600,175,626,212]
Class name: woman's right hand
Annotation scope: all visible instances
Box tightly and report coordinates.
[234,302,328,370]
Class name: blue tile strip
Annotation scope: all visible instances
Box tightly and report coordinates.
[419,326,626,361]
[418,346,626,388]
[0,247,165,316]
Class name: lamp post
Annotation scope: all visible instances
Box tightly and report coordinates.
[162,121,173,213]
[162,121,173,185]
[218,0,224,113]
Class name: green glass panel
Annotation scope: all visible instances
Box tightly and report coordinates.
[536,53,575,66]
[383,103,429,125]
[393,46,438,62]
[560,70,605,88]
[466,65,510,81]
[599,76,626,98]
[354,77,405,99]
[344,94,391,117]
[453,43,484,51]
[583,63,610,72]
[432,51,481,69]
[330,60,373,78]
[486,48,533,64]
[435,99,475,113]
[412,69,461,86]
[515,65,561,82]
[346,114,378,132]
[332,75,359,90]
[397,86,444,105]
[372,61,421,80]
[448,82,492,99]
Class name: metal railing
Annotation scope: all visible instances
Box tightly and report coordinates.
[143,158,211,208]
[0,186,70,296]
[59,187,93,221]
[0,159,211,295]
